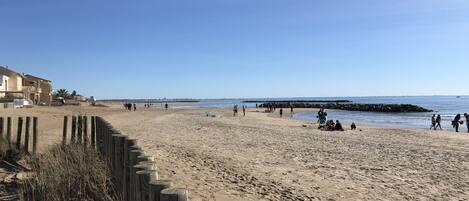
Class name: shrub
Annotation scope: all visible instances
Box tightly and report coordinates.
[22,144,120,201]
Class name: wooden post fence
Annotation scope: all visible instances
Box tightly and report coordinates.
[0,116,38,154]
[60,116,188,201]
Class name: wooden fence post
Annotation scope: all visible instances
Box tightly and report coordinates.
[16,117,23,150]
[84,116,88,146]
[24,117,31,153]
[149,180,171,201]
[63,116,68,145]
[7,117,12,147]
[91,116,96,148]
[33,117,38,154]
[71,116,77,144]
[77,116,83,144]
[0,117,3,140]
[124,139,137,201]
[160,189,188,201]
[0,117,3,151]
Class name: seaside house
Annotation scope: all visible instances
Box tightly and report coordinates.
[0,66,53,106]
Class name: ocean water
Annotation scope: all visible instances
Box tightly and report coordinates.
[167,96,469,129]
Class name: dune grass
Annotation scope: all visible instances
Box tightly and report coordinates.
[22,144,120,201]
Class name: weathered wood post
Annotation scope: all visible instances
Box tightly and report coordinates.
[0,117,3,151]
[160,189,188,201]
[16,117,23,150]
[62,116,68,145]
[0,117,3,140]
[24,117,31,153]
[84,116,88,146]
[124,139,137,201]
[91,116,96,148]
[129,148,143,201]
[77,116,83,144]
[33,117,38,154]
[149,180,172,201]
[71,116,77,144]
[6,117,12,147]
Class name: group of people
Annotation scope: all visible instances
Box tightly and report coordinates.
[317,108,355,131]
[124,102,169,111]
[430,113,469,132]
[233,105,247,116]
[123,103,136,111]
[144,103,154,108]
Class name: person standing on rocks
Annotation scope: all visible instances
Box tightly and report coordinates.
[430,114,437,130]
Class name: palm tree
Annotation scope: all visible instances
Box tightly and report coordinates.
[54,89,70,99]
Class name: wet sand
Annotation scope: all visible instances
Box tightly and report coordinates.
[2,104,469,200]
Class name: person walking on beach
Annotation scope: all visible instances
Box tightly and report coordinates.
[279,108,283,118]
[233,105,238,116]
[430,114,437,130]
[165,103,169,110]
[452,114,462,132]
[243,105,246,117]
[465,113,469,133]
[436,114,442,130]
[133,103,137,111]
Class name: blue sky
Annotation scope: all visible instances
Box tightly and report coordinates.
[1,0,468,99]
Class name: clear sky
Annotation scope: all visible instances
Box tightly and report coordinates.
[1,0,468,99]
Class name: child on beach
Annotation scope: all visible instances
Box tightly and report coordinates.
[430,114,437,130]
[351,122,357,130]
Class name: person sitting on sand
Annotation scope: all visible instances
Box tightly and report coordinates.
[325,120,335,131]
[335,120,344,131]
[351,122,357,130]
[436,114,442,130]
[465,113,469,133]
[430,114,437,130]
[452,114,462,132]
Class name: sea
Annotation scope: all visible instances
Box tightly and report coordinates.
[150,96,469,130]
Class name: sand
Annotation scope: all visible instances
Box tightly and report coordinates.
[2,103,469,200]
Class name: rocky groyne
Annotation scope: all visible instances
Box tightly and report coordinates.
[259,102,432,113]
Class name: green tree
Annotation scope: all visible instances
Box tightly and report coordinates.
[54,89,70,99]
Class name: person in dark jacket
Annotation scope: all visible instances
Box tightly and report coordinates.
[452,114,462,132]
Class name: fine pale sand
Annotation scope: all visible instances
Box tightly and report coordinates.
[2,104,469,200]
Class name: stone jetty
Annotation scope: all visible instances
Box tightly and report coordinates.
[259,102,432,113]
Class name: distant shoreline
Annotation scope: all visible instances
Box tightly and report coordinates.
[100,99,200,103]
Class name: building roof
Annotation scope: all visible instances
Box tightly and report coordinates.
[0,66,25,78]
[24,74,52,82]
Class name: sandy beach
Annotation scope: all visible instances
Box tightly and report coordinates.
[2,104,469,200]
